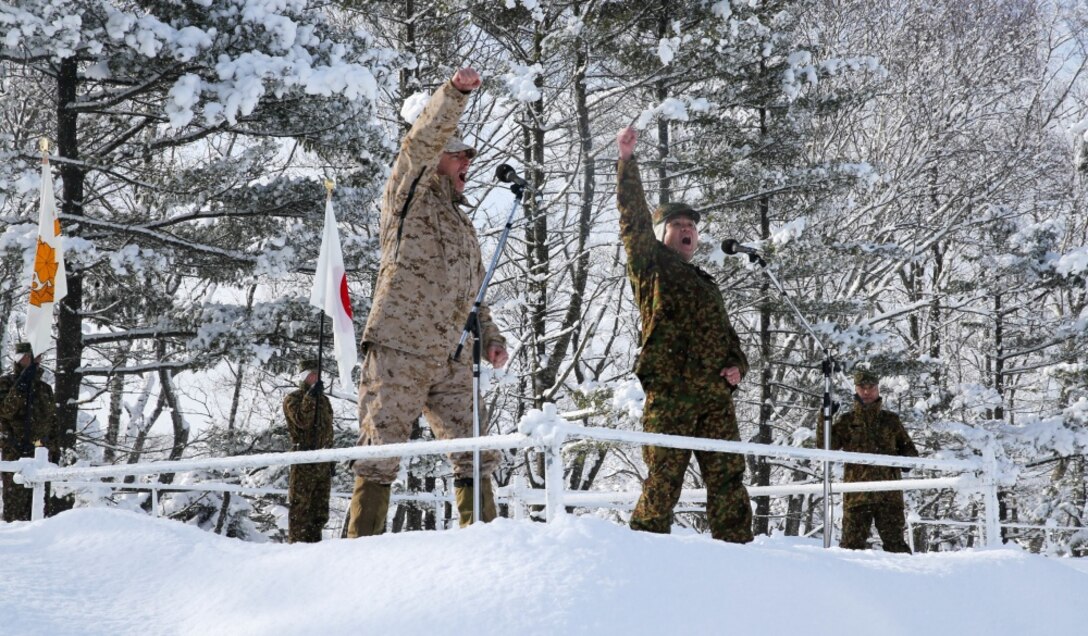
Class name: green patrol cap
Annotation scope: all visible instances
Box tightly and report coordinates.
[15,342,32,355]
[652,202,700,226]
[298,359,321,374]
[853,369,879,386]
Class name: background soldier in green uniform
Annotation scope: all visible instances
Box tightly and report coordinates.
[282,359,335,543]
[817,370,919,552]
[0,342,60,522]
[616,127,753,544]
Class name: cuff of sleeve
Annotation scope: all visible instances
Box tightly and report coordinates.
[447,80,472,97]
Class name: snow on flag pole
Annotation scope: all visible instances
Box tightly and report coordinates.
[309,179,357,389]
[25,138,67,357]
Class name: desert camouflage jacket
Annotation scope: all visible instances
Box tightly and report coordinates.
[0,364,59,461]
[283,385,335,453]
[362,81,504,360]
[816,397,919,507]
[616,158,748,395]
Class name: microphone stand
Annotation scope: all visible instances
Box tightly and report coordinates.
[736,249,839,548]
[452,180,525,526]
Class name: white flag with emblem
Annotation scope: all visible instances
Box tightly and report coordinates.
[309,196,357,388]
[25,159,68,357]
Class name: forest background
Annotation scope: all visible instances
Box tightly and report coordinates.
[1,0,1087,553]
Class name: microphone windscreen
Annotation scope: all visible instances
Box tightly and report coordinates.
[495,164,516,183]
[721,239,739,255]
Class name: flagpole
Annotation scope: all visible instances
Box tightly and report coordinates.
[312,180,336,429]
[25,137,51,448]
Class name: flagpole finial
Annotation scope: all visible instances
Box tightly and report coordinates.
[323,178,334,199]
[39,138,50,163]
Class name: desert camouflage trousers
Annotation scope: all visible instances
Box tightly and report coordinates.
[840,501,912,553]
[353,343,500,483]
[630,390,754,543]
[288,463,332,543]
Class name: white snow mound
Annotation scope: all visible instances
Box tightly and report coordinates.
[1,508,1086,635]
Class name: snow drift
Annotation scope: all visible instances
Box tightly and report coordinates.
[1,509,1086,635]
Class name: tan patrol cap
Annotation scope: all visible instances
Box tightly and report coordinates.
[443,128,477,158]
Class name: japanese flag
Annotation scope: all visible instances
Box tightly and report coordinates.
[25,161,67,357]
[309,197,357,388]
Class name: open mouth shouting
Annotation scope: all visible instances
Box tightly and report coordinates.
[438,150,474,194]
[663,215,699,261]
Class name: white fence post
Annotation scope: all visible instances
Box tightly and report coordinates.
[510,475,527,521]
[982,445,1002,547]
[544,431,566,522]
[30,446,49,521]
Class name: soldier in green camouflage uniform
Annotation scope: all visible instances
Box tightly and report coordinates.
[816,370,919,552]
[0,342,60,522]
[282,359,335,543]
[616,127,753,544]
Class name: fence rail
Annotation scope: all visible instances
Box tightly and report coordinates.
[1,414,1064,549]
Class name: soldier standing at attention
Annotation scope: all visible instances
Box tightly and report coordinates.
[615,127,754,543]
[0,342,60,522]
[817,370,919,553]
[282,359,335,543]
[346,67,508,537]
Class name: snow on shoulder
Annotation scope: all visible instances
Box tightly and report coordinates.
[1,508,1086,635]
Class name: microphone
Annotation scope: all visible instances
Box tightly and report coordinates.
[495,163,529,188]
[721,239,762,256]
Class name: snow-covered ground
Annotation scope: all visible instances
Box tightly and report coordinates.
[2,509,1086,635]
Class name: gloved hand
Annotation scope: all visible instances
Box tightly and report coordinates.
[307,379,324,397]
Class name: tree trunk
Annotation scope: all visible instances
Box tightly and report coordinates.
[753,105,772,536]
[54,56,85,453]
[655,1,671,202]
[103,345,130,466]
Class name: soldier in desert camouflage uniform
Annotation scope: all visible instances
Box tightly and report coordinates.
[282,359,335,543]
[0,342,60,522]
[816,370,919,552]
[616,127,754,543]
[346,67,508,537]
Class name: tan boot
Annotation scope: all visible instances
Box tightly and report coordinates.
[346,476,391,538]
[455,477,497,528]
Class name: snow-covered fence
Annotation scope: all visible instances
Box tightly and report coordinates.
[0,407,1055,548]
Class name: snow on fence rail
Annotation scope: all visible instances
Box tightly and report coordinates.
[0,408,1065,548]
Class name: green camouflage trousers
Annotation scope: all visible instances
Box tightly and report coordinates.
[288,463,332,543]
[630,391,753,543]
[840,502,911,553]
[2,471,32,522]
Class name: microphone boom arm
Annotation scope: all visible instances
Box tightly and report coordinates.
[728,240,839,549]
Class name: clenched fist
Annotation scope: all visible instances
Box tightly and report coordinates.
[452,67,481,92]
[617,127,637,160]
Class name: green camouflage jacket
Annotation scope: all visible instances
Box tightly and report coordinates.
[616,158,748,395]
[816,397,919,507]
[362,80,504,360]
[0,364,59,461]
[283,385,335,453]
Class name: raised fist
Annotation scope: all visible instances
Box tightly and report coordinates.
[452,67,481,93]
[617,127,638,160]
